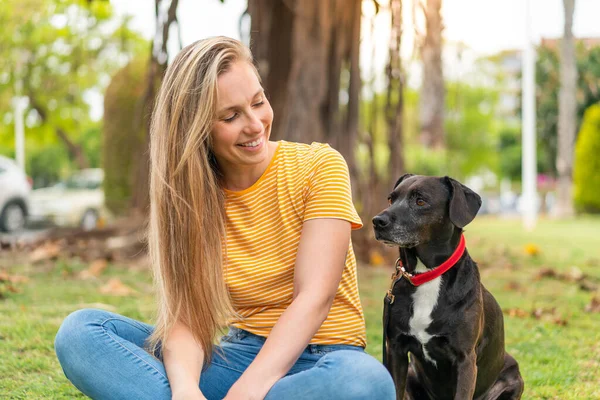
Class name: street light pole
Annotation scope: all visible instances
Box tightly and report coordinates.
[12,95,28,172]
[13,49,29,173]
[522,0,538,231]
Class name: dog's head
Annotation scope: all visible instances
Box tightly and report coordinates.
[372,174,482,248]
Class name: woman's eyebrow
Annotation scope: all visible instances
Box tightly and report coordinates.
[218,89,264,114]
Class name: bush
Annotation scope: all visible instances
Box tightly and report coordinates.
[404,145,448,176]
[103,57,149,214]
[573,104,600,213]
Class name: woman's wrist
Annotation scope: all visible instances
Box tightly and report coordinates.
[171,385,205,400]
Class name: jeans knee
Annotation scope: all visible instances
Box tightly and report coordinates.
[54,308,109,363]
[326,351,396,400]
[359,358,395,399]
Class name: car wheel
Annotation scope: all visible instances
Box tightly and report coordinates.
[0,201,26,233]
[81,209,99,231]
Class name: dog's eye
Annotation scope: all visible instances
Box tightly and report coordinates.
[387,197,392,206]
[416,198,426,207]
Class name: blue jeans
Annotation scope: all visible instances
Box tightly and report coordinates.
[54,309,395,399]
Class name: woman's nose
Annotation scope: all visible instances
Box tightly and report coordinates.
[244,112,263,134]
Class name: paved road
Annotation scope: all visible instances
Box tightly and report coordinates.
[0,228,51,246]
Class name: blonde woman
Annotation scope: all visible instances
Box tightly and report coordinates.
[54,37,395,400]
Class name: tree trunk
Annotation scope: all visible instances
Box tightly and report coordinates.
[419,0,445,149]
[344,0,361,185]
[248,0,360,150]
[386,0,405,182]
[248,0,294,142]
[130,0,179,215]
[554,0,577,217]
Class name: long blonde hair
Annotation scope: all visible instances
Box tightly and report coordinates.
[146,37,254,364]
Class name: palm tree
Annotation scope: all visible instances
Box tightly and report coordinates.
[555,0,577,217]
[419,0,444,149]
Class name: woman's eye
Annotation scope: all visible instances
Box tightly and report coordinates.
[223,113,238,123]
[416,198,426,206]
[252,100,264,108]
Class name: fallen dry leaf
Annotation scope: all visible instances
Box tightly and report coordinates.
[579,281,598,292]
[565,266,584,282]
[3,284,20,294]
[585,296,600,313]
[78,259,109,279]
[534,268,557,280]
[504,308,528,318]
[504,281,521,291]
[553,317,568,326]
[29,242,61,263]
[0,271,29,284]
[99,278,137,296]
[531,307,556,320]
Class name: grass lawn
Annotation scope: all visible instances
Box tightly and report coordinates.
[1,216,599,399]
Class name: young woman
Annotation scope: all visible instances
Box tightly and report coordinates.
[54,36,395,400]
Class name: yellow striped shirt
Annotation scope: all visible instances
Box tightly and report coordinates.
[224,141,366,347]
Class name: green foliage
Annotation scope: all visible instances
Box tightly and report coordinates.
[404,145,447,176]
[80,126,103,168]
[444,82,501,178]
[535,44,600,175]
[497,127,521,180]
[27,144,69,188]
[573,104,600,213]
[359,84,502,181]
[102,57,149,214]
[0,0,147,182]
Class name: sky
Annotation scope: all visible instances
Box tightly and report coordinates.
[107,0,600,95]
[111,0,600,59]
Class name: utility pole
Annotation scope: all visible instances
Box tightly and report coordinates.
[522,0,538,231]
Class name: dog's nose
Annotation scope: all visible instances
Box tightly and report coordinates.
[372,214,390,228]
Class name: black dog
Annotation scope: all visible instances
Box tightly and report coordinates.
[372,174,524,400]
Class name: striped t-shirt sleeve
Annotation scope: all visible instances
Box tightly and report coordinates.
[303,146,363,229]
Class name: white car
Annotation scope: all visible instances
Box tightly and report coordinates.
[0,155,31,232]
[28,169,109,231]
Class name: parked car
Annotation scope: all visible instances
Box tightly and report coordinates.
[0,155,31,232]
[28,169,110,231]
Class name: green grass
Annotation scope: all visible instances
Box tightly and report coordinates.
[1,216,599,399]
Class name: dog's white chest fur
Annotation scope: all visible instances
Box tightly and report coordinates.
[409,259,442,366]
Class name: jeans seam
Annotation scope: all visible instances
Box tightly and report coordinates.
[99,317,152,335]
[99,319,168,382]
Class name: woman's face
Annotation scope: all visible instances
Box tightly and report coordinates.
[211,61,274,174]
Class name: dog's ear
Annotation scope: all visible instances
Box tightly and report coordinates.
[393,173,414,191]
[444,177,482,229]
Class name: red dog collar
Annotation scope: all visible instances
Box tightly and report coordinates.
[386,235,466,303]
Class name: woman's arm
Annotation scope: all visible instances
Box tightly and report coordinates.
[224,218,352,400]
[163,321,207,400]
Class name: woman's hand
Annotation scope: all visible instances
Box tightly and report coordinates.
[223,379,266,400]
[172,387,207,400]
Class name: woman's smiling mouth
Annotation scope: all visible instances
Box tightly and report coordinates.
[237,136,264,149]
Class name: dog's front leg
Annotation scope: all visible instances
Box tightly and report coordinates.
[454,351,477,400]
[386,344,409,400]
